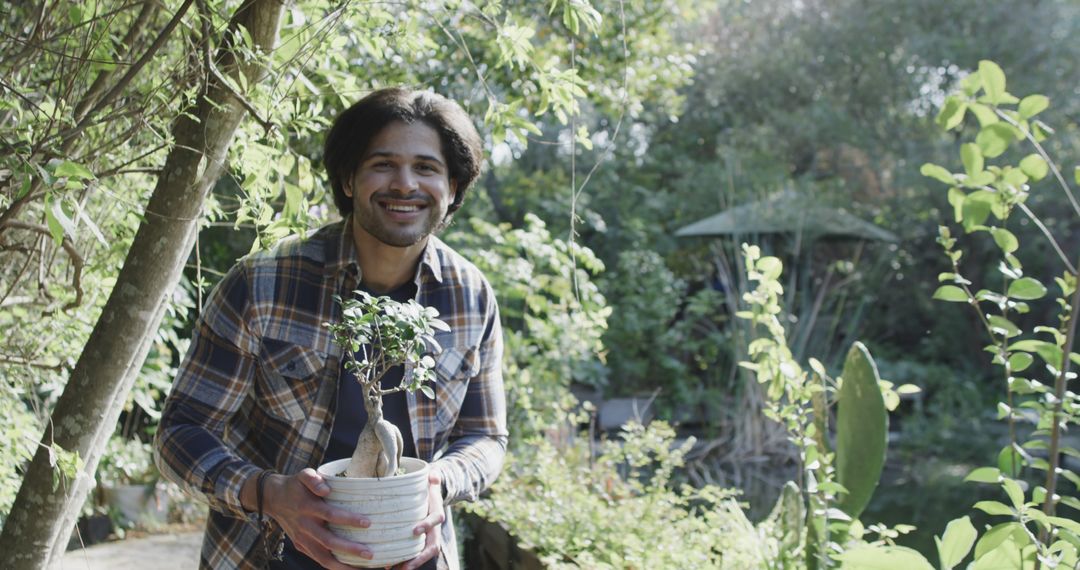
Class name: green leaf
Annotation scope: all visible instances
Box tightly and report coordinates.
[54,160,95,180]
[965,467,1001,484]
[936,516,977,570]
[987,315,1021,338]
[1061,496,1080,512]
[921,163,955,185]
[947,188,966,222]
[835,342,888,520]
[962,192,993,231]
[976,124,1014,158]
[933,285,968,302]
[961,143,984,176]
[44,195,76,246]
[1019,154,1048,181]
[757,256,783,279]
[1001,478,1024,509]
[1018,95,1049,119]
[1032,120,1053,142]
[1074,166,1079,186]
[989,227,1018,253]
[937,97,968,130]
[836,545,933,570]
[419,384,435,400]
[965,171,996,188]
[974,523,1027,560]
[960,72,982,96]
[972,537,1023,570]
[1047,516,1080,535]
[969,103,999,127]
[1007,277,1047,300]
[979,61,1006,103]
[44,202,65,247]
[1008,352,1033,373]
[973,500,1014,516]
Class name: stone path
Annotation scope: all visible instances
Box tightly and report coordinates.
[58,531,201,570]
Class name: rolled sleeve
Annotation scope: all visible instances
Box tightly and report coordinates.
[435,293,508,504]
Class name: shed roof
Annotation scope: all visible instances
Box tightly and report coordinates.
[674,191,898,242]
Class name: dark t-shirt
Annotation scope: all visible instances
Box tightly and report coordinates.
[274,280,432,569]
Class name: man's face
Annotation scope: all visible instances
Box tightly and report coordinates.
[345,121,457,248]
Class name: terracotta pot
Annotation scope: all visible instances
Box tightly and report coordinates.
[317,457,430,568]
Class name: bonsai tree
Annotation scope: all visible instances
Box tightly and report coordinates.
[324,291,448,478]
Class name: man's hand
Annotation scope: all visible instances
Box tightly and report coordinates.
[258,468,374,570]
[393,471,445,570]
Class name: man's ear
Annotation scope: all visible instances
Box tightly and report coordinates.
[343,181,353,198]
[448,180,458,204]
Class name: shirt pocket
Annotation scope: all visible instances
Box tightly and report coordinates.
[432,346,479,431]
[256,338,327,423]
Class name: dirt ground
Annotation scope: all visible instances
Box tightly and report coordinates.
[58,530,202,570]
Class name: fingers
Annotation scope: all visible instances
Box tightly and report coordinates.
[267,471,374,568]
[294,519,373,569]
[293,469,369,528]
[396,525,439,570]
[320,503,371,529]
[397,473,444,570]
[413,472,445,536]
[413,510,445,536]
[308,523,371,558]
[296,467,330,497]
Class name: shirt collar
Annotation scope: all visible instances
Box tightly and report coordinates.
[324,216,360,278]
[418,235,445,285]
[324,215,445,285]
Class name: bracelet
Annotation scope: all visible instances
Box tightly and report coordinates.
[255,469,275,528]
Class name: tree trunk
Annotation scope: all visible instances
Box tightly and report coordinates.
[0,1,285,567]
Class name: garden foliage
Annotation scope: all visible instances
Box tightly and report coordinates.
[468,421,777,569]
[446,214,609,441]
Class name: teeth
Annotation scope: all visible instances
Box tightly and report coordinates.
[385,204,420,212]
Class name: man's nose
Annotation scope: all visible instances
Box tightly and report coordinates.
[389,167,418,192]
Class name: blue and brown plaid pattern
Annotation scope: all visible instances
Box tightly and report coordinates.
[155,218,507,569]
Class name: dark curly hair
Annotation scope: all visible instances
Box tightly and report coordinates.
[323,88,484,218]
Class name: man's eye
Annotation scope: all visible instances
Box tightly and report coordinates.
[416,164,437,173]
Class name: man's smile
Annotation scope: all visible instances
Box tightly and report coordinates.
[376,197,429,222]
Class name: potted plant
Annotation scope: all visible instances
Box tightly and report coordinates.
[319,291,448,568]
[96,435,169,529]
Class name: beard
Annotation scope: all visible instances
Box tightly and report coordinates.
[353,192,450,247]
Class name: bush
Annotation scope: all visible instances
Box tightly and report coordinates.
[96,436,157,487]
[466,421,777,569]
[445,214,609,442]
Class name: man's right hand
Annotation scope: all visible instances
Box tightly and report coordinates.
[259,468,373,570]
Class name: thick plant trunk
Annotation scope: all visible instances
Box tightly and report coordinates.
[0,1,285,567]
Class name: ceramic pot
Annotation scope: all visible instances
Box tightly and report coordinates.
[317,457,430,568]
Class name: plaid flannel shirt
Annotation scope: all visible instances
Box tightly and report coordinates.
[155,218,507,569]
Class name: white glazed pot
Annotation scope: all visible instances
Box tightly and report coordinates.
[317,457,430,568]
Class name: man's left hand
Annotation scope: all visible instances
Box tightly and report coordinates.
[392,471,444,570]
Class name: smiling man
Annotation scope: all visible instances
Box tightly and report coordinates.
[156,88,507,570]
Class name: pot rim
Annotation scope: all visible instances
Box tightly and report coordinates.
[317,457,429,487]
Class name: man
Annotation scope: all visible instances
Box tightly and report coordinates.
[155,88,507,570]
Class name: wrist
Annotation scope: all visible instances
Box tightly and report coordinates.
[256,470,276,522]
[240,469,278,514]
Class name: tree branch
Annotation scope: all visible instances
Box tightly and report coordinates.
[4,221,85,311]
[0,354,64,372]
[50,0,196,147]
